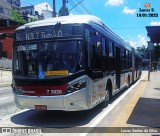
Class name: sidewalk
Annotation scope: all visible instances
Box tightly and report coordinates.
[0,70,159,135]
[0,70,12,85]
[102,71,160,136]
[127,71,160,127]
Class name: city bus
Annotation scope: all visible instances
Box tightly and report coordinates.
[11,15,142,111]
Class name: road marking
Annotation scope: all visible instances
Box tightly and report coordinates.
[0,82,12,85]
[0,86,11,90]
[103,76,148,136]
[110,77,148,127]
[0,109,29,121]
[0,97,9,101]
[79,74,147,136]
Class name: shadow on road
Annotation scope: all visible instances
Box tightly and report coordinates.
[11,106,104,127]
[10,83,134,128]
[127,97,160,127]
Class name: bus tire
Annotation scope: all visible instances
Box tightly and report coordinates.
[102,88,110,108]
[128,75,130,87]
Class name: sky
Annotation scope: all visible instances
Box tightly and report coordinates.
[21,0,160,48]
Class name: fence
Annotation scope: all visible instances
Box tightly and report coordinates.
[0,58,12,69]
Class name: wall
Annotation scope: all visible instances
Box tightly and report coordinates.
[0,0,21,19]
[0,58,12,69]
[42,10,53,19]
[0,27,16,59]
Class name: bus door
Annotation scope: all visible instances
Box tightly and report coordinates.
[115,46,120,89]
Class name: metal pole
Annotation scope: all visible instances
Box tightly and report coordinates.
[53,0,56,17]
[148,51,151,81]
[62,0,66,16]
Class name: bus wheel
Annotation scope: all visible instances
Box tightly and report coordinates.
[128,76,130,88]
[102,89,110,107]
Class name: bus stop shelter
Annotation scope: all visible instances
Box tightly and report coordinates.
[146,26,160,80]
[146,26,160,44]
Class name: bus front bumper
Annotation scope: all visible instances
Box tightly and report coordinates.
[13,88,90,111]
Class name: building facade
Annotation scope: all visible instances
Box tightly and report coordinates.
[0,0,21,60]
[21,2,53,22]
[0,1,53,60]
[0,0,21,19]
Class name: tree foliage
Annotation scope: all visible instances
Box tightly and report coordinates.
[30,17,38,22]
[58,7,69,16]
[152,45,160,62]
[136,45,146,54]
[11,8,26,23]
[137,44,160,63]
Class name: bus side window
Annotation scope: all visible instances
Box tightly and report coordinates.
[91,31,102,69]
[124,49,126,70]
[108,40,115,73]
[105,39,109,56]
[101,37,107,72]
[128,51,132,70]
[126,50,128,71]
[102,37,106,55]
[109,41,113,56]
[85,28,91,68]
[120,48,125,71]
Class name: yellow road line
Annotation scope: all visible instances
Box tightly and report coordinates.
[103,76,148,136]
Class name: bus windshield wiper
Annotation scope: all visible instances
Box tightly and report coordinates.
[53,22,61,36]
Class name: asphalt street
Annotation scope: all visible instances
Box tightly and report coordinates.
[0,70,160,136]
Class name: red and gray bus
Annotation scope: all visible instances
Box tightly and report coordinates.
[11,15,142,111]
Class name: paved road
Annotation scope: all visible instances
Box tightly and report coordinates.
[0,85,23,120]
[0,70,24,121]
[0,71,159,136]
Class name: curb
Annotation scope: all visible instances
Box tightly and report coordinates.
[0,68,12,71]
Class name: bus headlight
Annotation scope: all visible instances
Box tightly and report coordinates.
[65,78,86,94]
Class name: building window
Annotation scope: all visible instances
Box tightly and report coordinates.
[3,51,7,58]
[7,0,11,4]
[35,11,39,15]
[0,7,4,14]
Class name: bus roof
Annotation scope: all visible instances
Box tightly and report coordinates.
[16,15,102,30]
[16,15,135,52]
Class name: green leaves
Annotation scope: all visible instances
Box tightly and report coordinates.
[30,17,38,22]
[58,7,69,16]
[11,8,26,23]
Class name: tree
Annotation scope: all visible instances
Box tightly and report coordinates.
[136,45,146,54]
[152,45,160,62]
[30,17,38,22]
[58,7,69,16]
[11,8,26,24]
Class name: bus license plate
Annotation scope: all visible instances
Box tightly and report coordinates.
[35,105,47,110]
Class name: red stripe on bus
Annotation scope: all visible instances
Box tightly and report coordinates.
[17,84,68,96]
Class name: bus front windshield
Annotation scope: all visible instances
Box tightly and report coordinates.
[13,41,84,79]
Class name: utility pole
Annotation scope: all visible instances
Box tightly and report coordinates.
[148,42,153,81]
[62,0,66,16]
[53,0,56,17]
[58,0,68,16]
